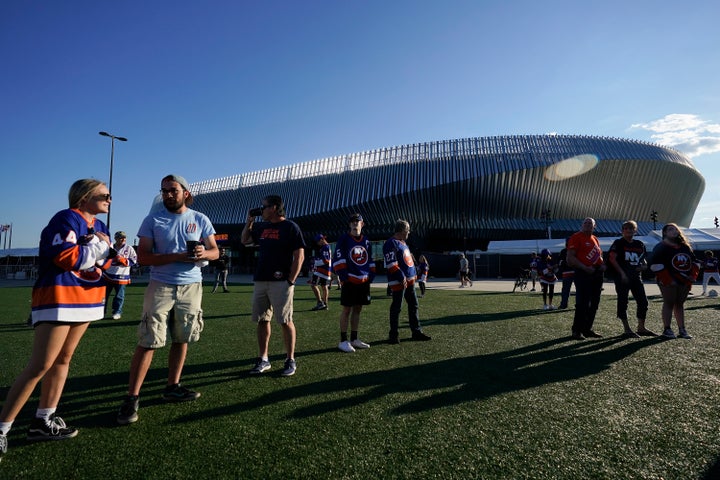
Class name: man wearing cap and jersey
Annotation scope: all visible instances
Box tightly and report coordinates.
[104,230,138,320]
[310,233,332,311]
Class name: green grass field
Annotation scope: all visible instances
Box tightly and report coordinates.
[1,280,720,479]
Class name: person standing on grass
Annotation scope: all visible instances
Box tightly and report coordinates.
[333,213,376,353]
[242,194,305,376]
[557,242,574,309]
[538,249,558,310]
[417,255,429,297]
[0,179,115,460]
[310,234,331,310]
[116,174,219,425]
[384,219,431,344]
[104,230,138,319]
[529,252,539,291]
[211,247,230,293]
[608,220,654,338]
[566,217,606,340]
[700,250,720,296]
[650,223,699,339]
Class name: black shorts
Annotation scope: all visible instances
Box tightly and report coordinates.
[311,274,328,286]
[340,282,371,307]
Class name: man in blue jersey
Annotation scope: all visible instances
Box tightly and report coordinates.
[117,174,219,425]
[242,195,306,376]
[333,213,376,352]
[383,219,431,344]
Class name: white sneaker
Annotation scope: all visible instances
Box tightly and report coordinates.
[548,305,557,310]
[112,313,121,320]
[543,304,549,310]
[350,339,370,349]
[338,341,355,353]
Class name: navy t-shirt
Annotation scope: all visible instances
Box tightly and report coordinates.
[251,220,306,281]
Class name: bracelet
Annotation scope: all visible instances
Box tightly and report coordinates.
[287,279,295,286]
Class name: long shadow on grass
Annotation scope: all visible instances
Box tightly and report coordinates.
[424,309,546,325]
[176,335,663,422]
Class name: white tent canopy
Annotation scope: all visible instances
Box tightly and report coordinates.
[479,228,720,256]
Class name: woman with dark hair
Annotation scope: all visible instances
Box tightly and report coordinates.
[0,179,115,460]
[650,223,699,339]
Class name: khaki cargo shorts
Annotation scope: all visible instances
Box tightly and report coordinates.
[138,280,204,348]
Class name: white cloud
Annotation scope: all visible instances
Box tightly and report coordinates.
[630,114,720,158]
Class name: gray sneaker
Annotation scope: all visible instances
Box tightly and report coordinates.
[662,328,676,339]
[678,329,693,339]
[250,358,271,374]
[281,358,297,377]
[117,395,139,425]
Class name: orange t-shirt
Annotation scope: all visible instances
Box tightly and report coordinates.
[567,232,603,268]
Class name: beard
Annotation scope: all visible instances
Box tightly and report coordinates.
[163,198,184,213]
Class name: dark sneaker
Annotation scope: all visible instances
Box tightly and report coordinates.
[411,331,432,341]
[571,331,585,340]
[311,303,325,311]
[281,358,297,377]
[27,415,78,441]
[250,358,271,374]
[662,328,676,339]
[0,433,7,462]
[162,384,201,402]
[388,334,400,344]
[678,328,693,339]
[636,329,658,337]
[117,395,139,425]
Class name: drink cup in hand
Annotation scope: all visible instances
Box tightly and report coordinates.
[186,240,199,258]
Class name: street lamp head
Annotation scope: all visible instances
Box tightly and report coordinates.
[99,131,128,141]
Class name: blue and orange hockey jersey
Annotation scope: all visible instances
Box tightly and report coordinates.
[31,208,112,324]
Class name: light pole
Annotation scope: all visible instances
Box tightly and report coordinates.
[99,131,127,230]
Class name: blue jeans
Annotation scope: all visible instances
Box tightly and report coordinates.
[389,285,421,336]
[559,275,574,308]
[106,283,126,315]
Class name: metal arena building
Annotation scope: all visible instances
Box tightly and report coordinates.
[190,134,705,252]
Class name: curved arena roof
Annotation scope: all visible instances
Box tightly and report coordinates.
[190,134,704,251]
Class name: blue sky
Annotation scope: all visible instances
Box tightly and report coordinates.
[1,0,719,248]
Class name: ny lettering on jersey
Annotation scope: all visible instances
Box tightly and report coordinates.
[624,251,643,265]
[672,253,693,272]
[351,246,369,266]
